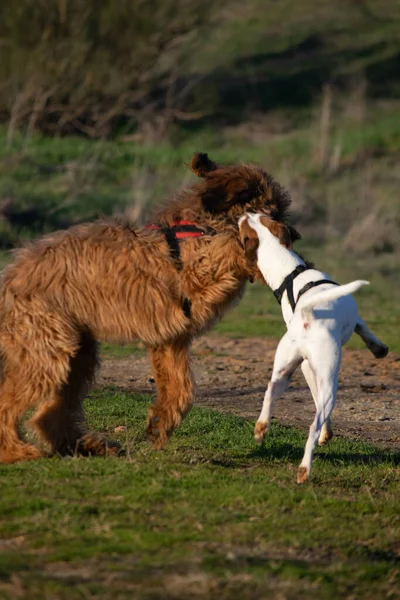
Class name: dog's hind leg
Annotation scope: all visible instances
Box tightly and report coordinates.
[297,339,341,484]
[301,360,333,446]
[355,317,388,359]
[68,332,122,456]
[30,331,123,457]
[147,340,195,449]
[254,333,302,444]
[0,311,83,462]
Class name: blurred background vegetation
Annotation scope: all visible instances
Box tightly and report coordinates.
[0,0,399,265]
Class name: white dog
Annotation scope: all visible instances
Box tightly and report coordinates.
[239,213,388,483]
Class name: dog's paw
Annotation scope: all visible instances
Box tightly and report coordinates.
[318,429,333,446]
[0,443,43,464]
[254,421,268,445]
[76,433,124,457]
[368,342,389,359]
[146,416,168,449]
[297,466,309,484]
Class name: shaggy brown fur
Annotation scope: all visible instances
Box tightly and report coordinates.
[0,153,299,463]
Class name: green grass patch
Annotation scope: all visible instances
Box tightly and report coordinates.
[100,342,146,359]
[0,391,399,599]
[0,98,399,240]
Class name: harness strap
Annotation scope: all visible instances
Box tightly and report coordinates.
[144,220,217,319]
[145,220,217,271]
[273,265,339,312]
[296,279,339,305]
[181,297,192,319]
[273,265,309,309]
[161,227,182,269]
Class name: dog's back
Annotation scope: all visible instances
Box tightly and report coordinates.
[290,278,368,348]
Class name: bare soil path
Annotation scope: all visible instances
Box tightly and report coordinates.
[97,335,400,450]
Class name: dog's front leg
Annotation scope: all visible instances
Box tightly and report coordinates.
[146,340,195,449]
[254,380,287,444]
[255,333,302,444]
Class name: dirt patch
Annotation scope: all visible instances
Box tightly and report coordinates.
[97,335,400,450]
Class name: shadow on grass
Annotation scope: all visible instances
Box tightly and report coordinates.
[249,442,400,467]
[203,548,398,582]
[316,450,400,467]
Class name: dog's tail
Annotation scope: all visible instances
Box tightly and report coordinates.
[300,280,369,319]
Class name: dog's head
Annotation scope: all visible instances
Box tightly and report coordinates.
[239,213,293,266]
[238,215,260,266]
[189,153,301,244]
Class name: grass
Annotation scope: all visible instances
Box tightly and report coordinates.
[0,390,399,599]
[1,99,399,239]
[100,341,146,360]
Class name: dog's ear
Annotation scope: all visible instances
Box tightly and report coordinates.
[287,224,301,243]
[260,216,293,248]
[239,217,259,265]
[189,153,218,178]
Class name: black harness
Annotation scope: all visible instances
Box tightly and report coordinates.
[273,265,339,312]
[145,221,217,271]
[145,220,217,319]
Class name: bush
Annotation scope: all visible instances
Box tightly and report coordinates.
[0,0,399,140]
[0,0,221,138]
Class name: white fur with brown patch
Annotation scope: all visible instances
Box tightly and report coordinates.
[239,213,389,483]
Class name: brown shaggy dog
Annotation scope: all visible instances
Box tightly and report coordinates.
[0,153,299,463]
